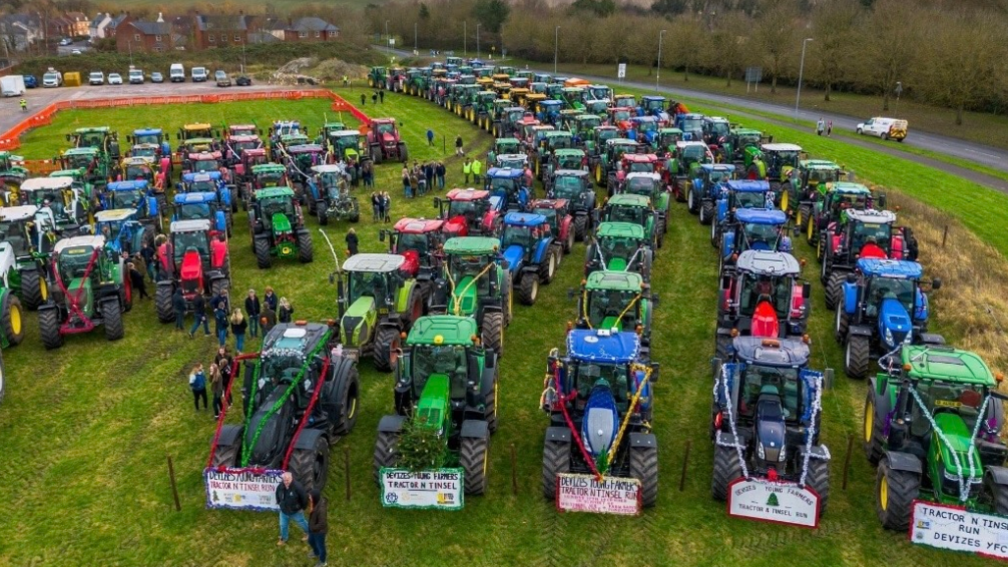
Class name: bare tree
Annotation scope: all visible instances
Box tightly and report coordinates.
[858,0,920,111]
[669,14,704,81]
[705,10,753,87]
[753,0,800,94]
[809,0,859,101]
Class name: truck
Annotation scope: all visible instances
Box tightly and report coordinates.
[169,63,185,83]
[42,68,63,88]
[1,76,26,97]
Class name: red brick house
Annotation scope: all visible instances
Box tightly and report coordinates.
[116,17,175,53]
[193,14,249,50]
[282,17,339,42]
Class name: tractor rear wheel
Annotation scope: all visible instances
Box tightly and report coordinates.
[875,457,918,531]
[211,278,229,298]
[1,293,24,346]
[711,444,743,501]
[39,307,63,350]
[573,215,588,242]
[254,237,272,269]
[542,438,571,501]
[460,433,490,495]
[398,143,409,163]
[845,335,870,379]
[331,365,360,436]
[481,311,504,358]
[985,471,1008,515]
[289,435,330,493]
[155,283,174,323]
[834,307,849,344]
[210,440,239,468]
[297,231,314,263]
[863,393,885,465]
[806,215,817,246]
[103,299,124,341]
[687,187,699,214]
[796,205,811,231]
[539,248,557,284]
[373,326,401,372]
[518,274,539,305]
[564,228,575,254]
[630,443,659,508]
[373,430,400,485]
[700,201,714,226]
[806,457,830,516]
[20,269,47,311]
[317,202,328,226]
[816,236,826,263]
[825,272,843,311]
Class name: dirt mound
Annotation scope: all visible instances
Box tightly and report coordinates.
[312,59,368,81]
[276,57,318,75]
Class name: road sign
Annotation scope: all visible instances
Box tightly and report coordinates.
[895,81,903,96]
[389,38,396,46]
[617,63,626,79]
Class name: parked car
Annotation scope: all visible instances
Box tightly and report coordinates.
[108,73,123,85]
[236,75,252,87]
[128,68,144,84]
[88,71,104,86]
[42,68,63,87]
[191,66,208,82]
[151,72,164,84]
[215,70,231,87]
[71,49,82,55]
[59,38,72,46]
[23,75,37,88]
[855,117,908,142]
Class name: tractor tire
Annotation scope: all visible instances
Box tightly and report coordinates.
[460,432,490,495]
[317,202,328,226]
[563,228,575,254]
[875,457,919,531]
[20,268,47,311]
[371,146,383,165]
[816,236,826,263]
[656,227,664,249]
[373,326,402,372]
[155,283,174,323]
[0,349,4,405]
[834,307,849,345]
[373,430,400,485]
[539,248,558,285]
[39,307,63,350]
[985,471,1008,516]
[210,439,240,469]
[796,205,811,231]
[297,231,314,263]
[573,215,588,242]
[687,187,699,214]
[629,443,659,509]
[711,444,744,501]
[254,237,272,269]
[211,278,229,299]
[481,311,504,358]
[715,334,733,361]
[484,375,498,433]
[289,434,330,493]
[844,335,870,379]
[1,293,24,346]
[331,365,360,436]
[806,457,830,516]
[398,143,409,163]
[518,273,539,306]
[606,174,617,197]
[102,299,124,341]
[700,201,714,226]
[863,393,885,466]
[806,215,817,246]
[825,272,844,311]
[542,438,571,501]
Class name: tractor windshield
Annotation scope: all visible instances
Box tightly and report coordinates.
[625,177,656,197]
[659,133,680,148]
[348,271,391,305]
[627,162,655,174]
[738,365,799,419]
[732,191,768,209]
[376,123,395,135]
[410,344,468,397]
[501,225,533,250]
[134,133,160,145]
[864,277,915,319]
[187,179,216,193]
[644,99,663,112]
[57,247,97,282]
[259,196,294,219]
[532,207,557,227]
[193,160,218,173]
[680,117,703,133]
[587,289,639,330]
[680,145,706,162]
[708,122,730,139]
[738,133,761,147]
[260,353,306,389]
[743,223,782,251]
[557,155,583,170]
[67,155,93,169]
[911,380,988,435]
[806,167,840,185]
[125,164,152,179]
[738,274,792,319]
[553,177,583,201]
[636,121,657,133]
[176,202,211,221]
[769,151,800,169]
[133,146,157,158]
[0,220,29,254]
[256,172,285,187]
[488,176,518,195]
[596,130,618,144]
[78,133,104,148]
[851,222,892,254]
[448,198,488,220]
[110,191,142,209]
[173,230,209,262]
[706,170,731,184]
[830,192,868,212]
[571,361,630,405]
[232,140,260,153]
[612,110,631,122]
[397,232,429,255]
[318,171,343,190]
[599,236,639,260]
[608,205,645,225]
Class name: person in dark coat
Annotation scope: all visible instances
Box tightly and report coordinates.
[455,134,464,156]
[360,93,366,106]
[245,289,261,338]
[173,287,187,331]
[128,262,149,299]
[189,293,210,337]
[345,228,359,256]
[263,286,278,312]
[379,89,385,103]
[275,472,309,546]
[214,301,229,347]
[436,161,446,189]
[308,489,329,566]
[140,242,157,281]
[278,297,294,324]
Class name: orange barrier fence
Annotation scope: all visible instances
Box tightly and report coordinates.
[23,159,61,175]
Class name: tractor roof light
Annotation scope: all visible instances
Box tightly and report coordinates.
[294,320,307,326]
[761,339,780,348]
[903,363,912,372]
[802,334,810,345]
[400,331,408,340]
[566,320,573,331]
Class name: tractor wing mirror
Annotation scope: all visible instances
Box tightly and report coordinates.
[433,197,441,208]
[877,193,887,209]
[328,272,336,284]
[802,283,811,299]
[649,362,660,383]
[931,277,942,290]
[65,134,71,141]
[378,230,386,242]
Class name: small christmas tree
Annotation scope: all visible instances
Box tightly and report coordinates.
[396,416,448,472]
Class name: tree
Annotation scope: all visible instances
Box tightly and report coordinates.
[668,14,704,81]
[571,0,616,17]
[705,11,754,87]
[651,0,691,16]
[474,0,510,33]
[809,0,859,101]
[419,3,431,19]
[858,0,920,111]
[752,0,800,94]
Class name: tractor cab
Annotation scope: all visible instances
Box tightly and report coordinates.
[499,212,557,305]
[179,171,224,195]
[674,113,705,141]
[488,138,521,165]
[285,144,327,182]
[18,177,86,231]
[549,170,595,230]
[535,99,564,125]
[103,180,160,231]
[585,221,651,280]
[93,208,146,259]
[367,66,388,88]
[178,123,216,143]
[436,237,510,341]
[307,164,360,224]
[584,84,613,103]
[381,218,446,280]
[575,270,655,347]
[759,143,803,189]
[723,128,765,164]
[607,107,635,133]
[571,114,602,143]
[702,116,731,149]
[718,179,775,221]
[619,154,661,182]
[627,116,659,147]
[167,219,228,301]
[717,250,809,344]
[620,172,668,227]
[0,204,57,257]
[120,156,156,183]
[486,168,530,212]
[335,253,417,362]
[669,140,714,179]
[69,127,118,157]
[585,99,611,116]
[585,125,619,159]
[613,94,637,112]
[250,164,289,190]
[436,189,503,238]
[596,138,641,191]
[56,147,106,187]
[530,198,575,252]
[128,128,169,159]
[786,159,843,218]
[129,144,160,161]
[48,234,125,333]
[172,192,227,235]
[225,134,263,162]
[599,194,660,249]
[0,151,29,194]
[823,210,915,289]
[638,96,667,121]
[689,163,737,217]
[807,182,876,250]
[185,151,224,175]
[513,116,542,144]
[227,124,260,138]
[549,149,587,175]
[718,208,791,273]
[270,120,302,140]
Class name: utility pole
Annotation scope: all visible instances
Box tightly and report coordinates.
[414,22,417,52]
[656,29,666,93]
[795,37,813,118]
[463,21,467,57]
[554,26,559,74]
[385,20,389,46]
[476,24,480,58]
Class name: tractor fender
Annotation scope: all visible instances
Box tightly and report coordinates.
[395,279,419,317]
[37,300,58,314]
[214,210,227,234]
[629,432,657,450]
[884,451,922,474]
[545,426,571,444]
[214,424,245,450]
[986,466,1008,487]
[147,196,159,217]
[460,419,489,440]
[559,215,573,240]
[842,281,859,315]
[378,414,407,434]
[480,363,498,397]
[721,231,735,259]
[714,431,745,449]
[848,324,873,338]
[292,427,327,451]
[716,198,727,222]
[210,239,228,269]
[329,355,357,397]
[532,237,554,264]
[796,444,831,461]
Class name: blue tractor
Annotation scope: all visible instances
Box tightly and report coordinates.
[674,112,705,141]
[711,180,775,249]
[689,163,736,221]
[172,192,229,236]
[177,171,233,230]
[626,116,659,147]
[540,328,660,507]
[834,259,944,379]
[500,212,560,306]
[637,95,669,122]
[102,180,162,235]
[717,208,791,275]
[536,100,564,125]
[486,167,531,212]
[127,128,171,164]
[93,208,150,260]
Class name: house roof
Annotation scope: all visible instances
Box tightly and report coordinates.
[196,14,248,31]
[130,21,173,36]
[290,17,338,32]
[247,31,279,44]
[91,13,111,27]
[111,14,129,28]
[67,12,88,21]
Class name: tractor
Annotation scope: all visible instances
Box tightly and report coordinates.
[783,159,843,222]
[722,128,765,166]
[610,153,661,198]
[626,116,660,148]
[805,182,878,257]
[368,66,388,88]
[534,99,564,125]
[485,168,531,212]
[820,209,918,309]
[235,149,271,206]
[0,151,29,195]
[247,163,290,208]
[606,107,636,134]
[619,172,670,235]
[669,141,715,202]
[380,218,447,308]
[18,177,88,232]
[540,328,659,508]
[570,115,603,145]
[208,321,360,493]
[249,187,313,269]
[373,315,496,495]
[757,143,803,195]
[529,198,575,256]
[572,270,656,352]
[715,251,810,359]
[56,147,110,189]
[598,193,663,249]
[583,222,653,283]
[432,237,512,354]
[548,170,595,241]
[171,192,229,236]
[269,120,303,140]
[334,253,424,371]
[594,138,640,190]
[39,235,129,349]
[102,180,162,235]
[0,242,26,346]
[272,134,310,163]
[543,149,587,193]
[307,164,359,225]
[637,95,668,120]
[487,138,521,168]
[323,131,369,180]
[533,131,575,179]
[701,116,732,149]
[177,172,234,224]
[67,127,120,160]
[284,144,327,192]
[366,119,409,164]
[182,151,225,177]
[154,219,230,323]
[717,208,792,275]
[436,190,504,238]
[674,112,705,141]
[0,205,53,311]
[834,258,943,379]
[500,212,560,305]
[222,135,263,168]
[689,163,737,221]
[863,345,1008,531]
[709,336,832,515]
[710,180,776,250]
[471,91,499,129]
[177,123,217,148]
[93,208,153,261]
[118,156,156,185]
[492,106,528,139]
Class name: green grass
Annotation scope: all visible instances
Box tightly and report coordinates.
[0,88,1001,567]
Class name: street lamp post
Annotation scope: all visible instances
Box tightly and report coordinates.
[414,22,417,52]
[385,20,390,45]
[476,24,481,58]
[464,21,467,57]
[656,29,666,92]
[554,26,560,74]
[795,37,813,118]
[128,39,133,66]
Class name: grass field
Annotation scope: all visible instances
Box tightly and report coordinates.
[0,88,1003,567]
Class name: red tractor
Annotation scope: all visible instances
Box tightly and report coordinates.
[379,218,447,308]
[529,198,575,255]
[154,219,231,323]
[434,189,505,238]
[613,153,661,196]
[366,118,409,164]
[606,106,636,134]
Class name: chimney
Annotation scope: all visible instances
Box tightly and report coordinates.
[157,12,164,23]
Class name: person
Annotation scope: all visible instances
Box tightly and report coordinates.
[362,160,373,187]
[128,262,149,299]
[275,472,309,546]
[214,346,235,407]
[463,158,472,185]
[308,489,329,567]
[189,363,208,411]
[245,289,261,339]
[371,192,380,221]
[346,228,359,256]
[827,120,833,137]
[436,161,446,190]
[19,98,26,112]
[173,287,187,331]
[230,308,247,352]
[409,169,419,198]
[188,292,210,337]
[263,285,278,313]
[455,134,464,156]
[360,93,366,106]
[424,162,434,194]
[417,168,427,197]
[278,297,294,324]
[401,165,412,197]
[426,128,434,146]
[816,117,825,136]
[214,300,229,347]
[472,157,483,184]
[342,75,348,87]
[379,89,384,104]
[212,287,230,314]
[209,363,224,418]
[382,192,392,222]
[140,240,157,282]
[372,91,379,105]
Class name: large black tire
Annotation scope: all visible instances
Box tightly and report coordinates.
[211,278,229,298]
[573,215,588,242]
[373,326,401,372]
[371,146,383,165]
[538,248,558,284]
[20,268,47,311]
[834,306,849,345]
[254,237,272,269]
[460,433,489,495]
[155,283,174,323]
[806,457,830,516]
[825,272,844,311]
[845,335,870,379]
[875,457,919,531]
[1,293,24,346]
[985,471,1008,516]
[518,273,539,305]
[796,204,811,232]
[687,187,699,214]
[317,202,329,226]
[542,439,571,501]
[289,434,330,493]
[297,231,314,263]
[331,365,360,436]
[481,311,504,358]
[629,444,659,508]
[373,430,400,485]
[711,444,743,501]
[39,307,63,350]
[700,201,714,226]
[103,299,124,341]
[398,143,409,163]
[484,375,498,433]
[863,393,885,465]
[210,440,239,468]
[563,228,575,254]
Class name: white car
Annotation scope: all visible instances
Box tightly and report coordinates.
[108,73,123,85]
[71,49,82,55]
[59,38,72,46]
[88,71,104,86]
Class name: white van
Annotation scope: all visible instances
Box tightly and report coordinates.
[42,68,63,88]
[855,117,908,142]
[191,66,208,82]
[169,63,185,83]
[128,68,144,84]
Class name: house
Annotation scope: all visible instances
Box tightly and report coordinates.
[0,14,42,51]
[116,14,174,53]
[247,31,280,45]
[105,12,132,39]
[283,17,339,42]
[66,12,90,37]
[89,13,112,39]
[193,13,249,50]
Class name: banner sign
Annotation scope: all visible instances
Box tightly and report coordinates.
[727,478,820,528]
[556,473,641,516]
[380,468,464,511]
[617,64,627,79]
[910,501,1008,559]
[203,468,283,512]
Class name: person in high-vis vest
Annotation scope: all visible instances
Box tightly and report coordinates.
[463,158,472,185]
[471,158,482,185]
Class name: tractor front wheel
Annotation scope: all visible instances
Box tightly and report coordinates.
[460,432,490,495]
[211,278,229,299]
[518,274,539,305]
[373,430,400,485]
[863,393,885,465]
[210,436,240,468]
[481,311,504,358]
[1,293,24,346]
[254,237,272,269]
[289,435,330,493]
[373,326,401,372]
[297,231,314,263]
[630,443,659,508]
[711,444,743,501]
[844,335,870,379]
[542,438,571,501]
[825,272,844,311]
[155,283,174,323]
[806,457,830,516]
[834,307,849,344]
[985,471,1008,516]
[103,298,124,341]
[332,364,360,436]
[796,204,811,231]
[563,228,575,254]
[398,143,409,163]
[700,201,714,226]
[687,187,699,214]
[539,249,558,284]
[39,307,63,350]
[573,215,588,242]
[317,202,328,226]
[20,269,47,311]
[875,457,918,531]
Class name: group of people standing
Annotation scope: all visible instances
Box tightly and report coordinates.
[369,191,393,222]
[400,160,446,198]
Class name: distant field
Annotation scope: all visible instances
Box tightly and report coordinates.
[100,0,380,9]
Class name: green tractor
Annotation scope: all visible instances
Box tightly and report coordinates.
[784,159,843,223]
[598,193,663,249]
[0,151,29,198]
[594,138,639,188]
[373,315,497,495]
[433,236,512,356]
[39,235,129,349]
[532,131,575,180]
[67,126,119,157]
[572,270,656,353]
[722,127,765,166]
[248,187,313,269]
[334,253,424,371]
[367,66,387,88]
[56,147,111,189]
[583,222,653,283]
[804,181,877,254]
[0,205,54,311]
[472,91,498,129]
[865,345,1008,530]
[487,137,521,167]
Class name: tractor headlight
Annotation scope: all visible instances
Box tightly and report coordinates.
[757,442,765,460]
[778,445,786,462]
[904,328,912,344]
[884,327,894,347]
